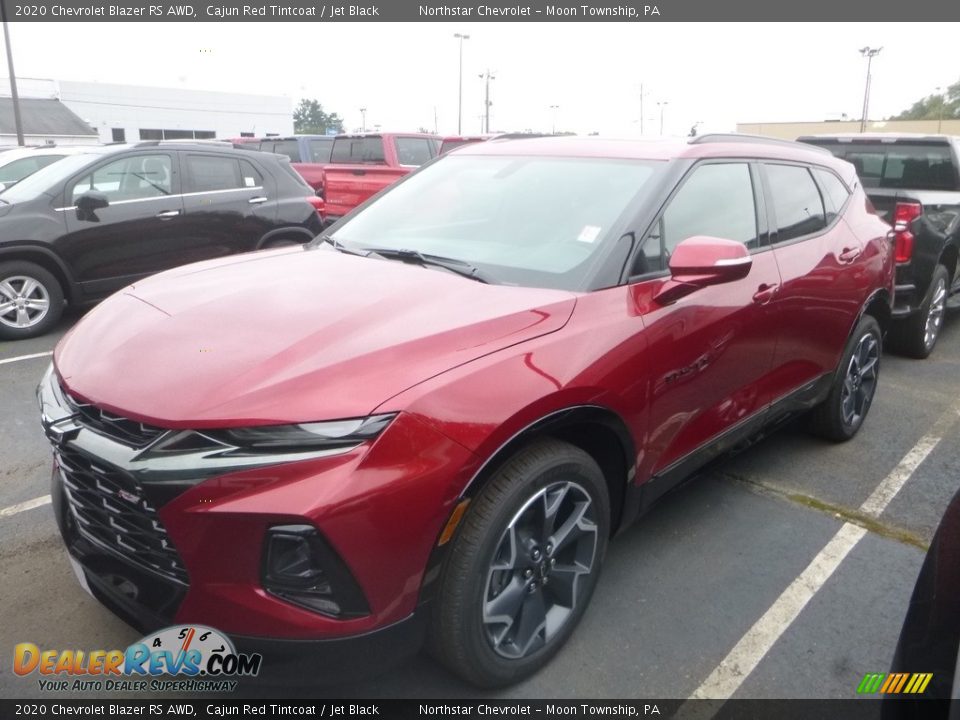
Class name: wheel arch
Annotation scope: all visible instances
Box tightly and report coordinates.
[939,241,958,286]
[0,245,77,303]
[858,287,892,338]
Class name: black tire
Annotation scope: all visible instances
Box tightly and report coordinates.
[0,261,64,340]
[428,438,610,687]
[808,315,882,442]
[889,264,949,359]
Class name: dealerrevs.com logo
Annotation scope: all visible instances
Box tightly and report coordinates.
[13,625,262,692]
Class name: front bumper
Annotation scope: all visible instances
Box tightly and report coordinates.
[38,364,479,666]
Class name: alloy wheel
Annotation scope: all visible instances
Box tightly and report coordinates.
[482,480,598,660]
[840,331,880,429]
[0,275,51,329]
[924,277,947,350]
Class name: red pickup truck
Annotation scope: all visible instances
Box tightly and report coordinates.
[321,133,439,221]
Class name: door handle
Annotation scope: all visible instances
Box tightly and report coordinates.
[248,196,269,205]
[351,169,367,176]
[839,246,862,263]
[752,283,779,304]
[155,210,180,218]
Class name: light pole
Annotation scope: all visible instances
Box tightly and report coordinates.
[454,33,470,135]
[657,101,669,135]
[0,6,24,146]
[858,46,882,133]
[549,104,560,134]
[359,107,367,133]
[936,86,945,134]
[479,70,496,134]
[639,83,649,135]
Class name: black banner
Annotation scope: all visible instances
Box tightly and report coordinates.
[0,0,959,22]
[0,699,947,719]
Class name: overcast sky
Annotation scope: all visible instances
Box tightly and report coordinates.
[2,22,957,136]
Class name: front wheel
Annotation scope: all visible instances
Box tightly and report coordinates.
[0,261,64,340]
[429,439,610,687]
[808,315,882,442]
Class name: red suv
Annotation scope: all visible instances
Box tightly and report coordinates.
[39,134,893,687]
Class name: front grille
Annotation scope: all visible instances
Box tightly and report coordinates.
[66,393,165,448]
[56,446,188,585]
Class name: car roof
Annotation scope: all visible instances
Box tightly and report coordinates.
[457,134,843,166]
[799,133,957,142]
[0,146,93,160]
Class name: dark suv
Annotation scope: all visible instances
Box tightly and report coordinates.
[799,134,960,357]
[40,134,893,687]
[0,141,324,340]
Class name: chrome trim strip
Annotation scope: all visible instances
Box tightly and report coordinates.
[55,186,265,212]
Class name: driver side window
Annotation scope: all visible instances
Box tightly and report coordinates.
[633,162,758,276]
[71,155,173,203]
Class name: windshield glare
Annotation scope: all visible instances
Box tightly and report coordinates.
[0,153,101,204]
[330,154,662,290]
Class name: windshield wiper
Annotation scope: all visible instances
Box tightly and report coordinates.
[365,248,491,284]
[315,234,373,257]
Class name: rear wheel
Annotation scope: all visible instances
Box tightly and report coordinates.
[808,315,882,442]
[0,261,64,340]
[889,264,949,359]
[429,439,610,687]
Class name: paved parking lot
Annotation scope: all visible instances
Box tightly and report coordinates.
[2,306,959,700]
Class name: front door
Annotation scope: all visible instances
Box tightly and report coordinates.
[58,152,185,299]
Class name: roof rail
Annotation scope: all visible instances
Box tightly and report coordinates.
[131,140,232,148]
[690,133,832,155]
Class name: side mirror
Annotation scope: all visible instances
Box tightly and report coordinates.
[76,192,110,213]
[656,236,752,304]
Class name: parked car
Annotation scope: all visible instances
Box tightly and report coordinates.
[0,146,90,193]
[799,134,960,358]
[39,134,893,688]
[321,132,440,221]
[234,135,333,192]
[439,135,491,154]
[0,141,324,340]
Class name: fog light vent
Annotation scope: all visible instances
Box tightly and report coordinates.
[262,524,369,618]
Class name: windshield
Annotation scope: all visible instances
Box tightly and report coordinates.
[0,153,101,204]
[328,154,663,290]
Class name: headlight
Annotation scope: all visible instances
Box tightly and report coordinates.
[207,414,395,452]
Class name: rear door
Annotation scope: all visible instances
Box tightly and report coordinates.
[179,152,277,258]
[57,151,186,298]
[629,160,783,480]
[763,162,869,400]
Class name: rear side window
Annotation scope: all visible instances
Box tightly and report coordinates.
[813,168,851,221]
[273,140,301,163]
[186,155,243,192]
[330,137,386,164]
[239,160,264,188]
[395,137,435,166]
[308,138,334,163]
[765,164,826,242]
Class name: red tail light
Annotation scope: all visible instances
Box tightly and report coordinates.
[892,201,922,263]
[306,195,326,217]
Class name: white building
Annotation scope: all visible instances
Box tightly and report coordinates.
[0,78,293,144]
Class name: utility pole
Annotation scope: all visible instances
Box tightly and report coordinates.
[657,101,669,135]
[640,83,647,135]
[479,70,496,133]
[858,46,882,133]
[549,104,559,134]
[359,107,367,133]
[453,33,470,135]
[1,6,24,146]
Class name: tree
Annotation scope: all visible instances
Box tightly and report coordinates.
[293,99,344,134]
[891,79,960,121]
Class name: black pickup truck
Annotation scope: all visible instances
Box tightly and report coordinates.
[799,134,960,358]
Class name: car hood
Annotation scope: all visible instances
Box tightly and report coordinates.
[55,247,576,427]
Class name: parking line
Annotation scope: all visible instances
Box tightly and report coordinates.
[0,494,52,519]
[0,351,53,366]
[686,400,960,705]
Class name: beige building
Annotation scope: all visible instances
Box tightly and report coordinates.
[736,119,960,140]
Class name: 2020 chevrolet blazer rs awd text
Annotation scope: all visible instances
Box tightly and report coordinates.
[39,135,895,687]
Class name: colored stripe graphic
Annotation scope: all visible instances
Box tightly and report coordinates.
[858,672,932,694]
